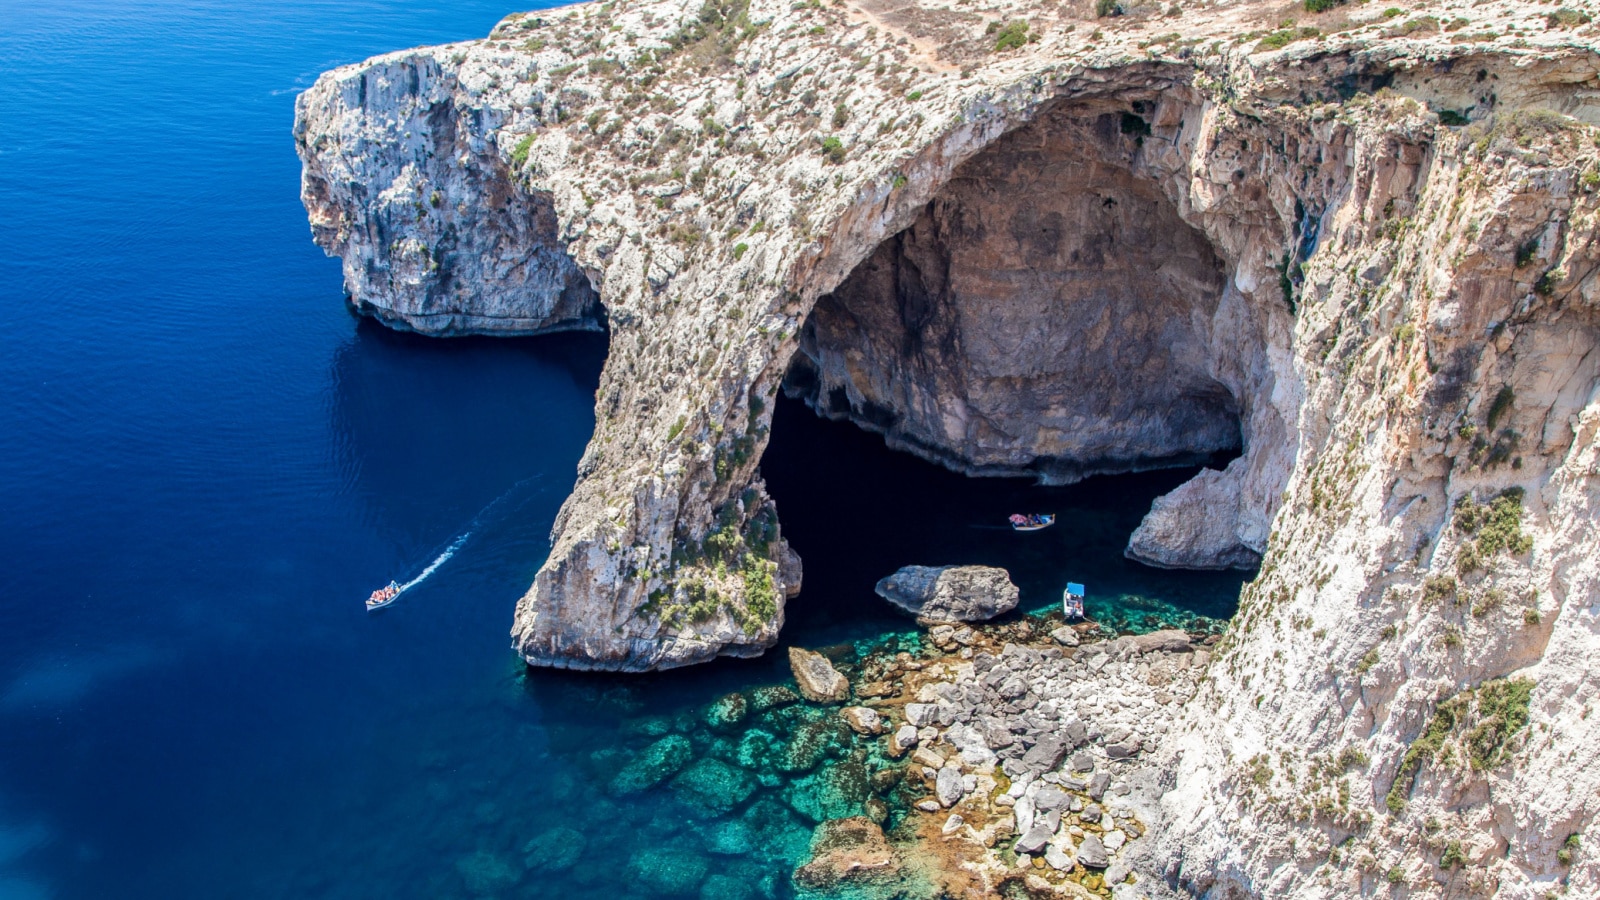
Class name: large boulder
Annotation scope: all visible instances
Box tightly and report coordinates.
[788,647,849,703]
[874,565,1019,623]
[792,817,901,888]
[1129,629,1193,654]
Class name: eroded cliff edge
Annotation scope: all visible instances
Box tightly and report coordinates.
[296,0,1600,895]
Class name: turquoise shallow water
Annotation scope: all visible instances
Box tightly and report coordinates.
[0,0,1246,896]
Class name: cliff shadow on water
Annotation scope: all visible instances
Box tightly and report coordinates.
[759,395,1249,645]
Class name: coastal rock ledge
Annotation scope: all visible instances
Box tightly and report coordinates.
[297,0,1600,895]
[875,564,1020,623]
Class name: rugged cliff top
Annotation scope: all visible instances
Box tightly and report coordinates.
[297,0,1600,896]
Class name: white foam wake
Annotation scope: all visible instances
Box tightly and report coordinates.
[397,532,470,593]
[385,474,543,599]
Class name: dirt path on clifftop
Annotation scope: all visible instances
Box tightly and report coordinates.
[842,0,960,73]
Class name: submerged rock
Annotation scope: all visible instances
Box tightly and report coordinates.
[874,565,1020,623]
[705,820,756,856]
[627,847,709,896]
[784,759,871,823]
[740,798,813,865]
[776,717,845,773]
[699,873,759,900]
[792,817,901,889]
[610,735,693,795]
[704,692,748,732]
[522,826,586,873]
[456,850,521,894]
[749,685,801,712]
[672,758,758,814]
[788,647,849,703]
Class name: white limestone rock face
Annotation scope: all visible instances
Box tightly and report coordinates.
[1125,463,1262,570]
[298,1,1600,892]
[295,47,600,336]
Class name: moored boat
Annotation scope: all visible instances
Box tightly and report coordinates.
[1008,513,1055,532]
[1063,582,1085,619]
[367,580,401,611]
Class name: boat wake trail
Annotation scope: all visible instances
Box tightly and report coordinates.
[398,532,470,593]
[389,475,543,597]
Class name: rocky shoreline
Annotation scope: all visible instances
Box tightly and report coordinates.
[756,613,1215,899]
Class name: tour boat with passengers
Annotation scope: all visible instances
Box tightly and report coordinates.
[1008,513,1055,532]
[366,581,401,611]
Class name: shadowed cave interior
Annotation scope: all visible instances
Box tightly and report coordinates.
[785,102,1247,486]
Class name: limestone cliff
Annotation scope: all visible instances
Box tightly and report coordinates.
[296,0,1600,895]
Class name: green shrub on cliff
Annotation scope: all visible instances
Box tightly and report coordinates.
[1453,488,1533,559]
[510,134,535,168]
[1386,693,1468,812]
[1485,385,1515,430]
[662,0,756,73]
[1463,677,1533,770]
[1548,8,1593,29]
[1385,677,1534,812]
[739,557,777,633]
[992,20,1030,51]
[1257,26,1319,51]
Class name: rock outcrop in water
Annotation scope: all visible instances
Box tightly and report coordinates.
[875,564,1020,622]
[297,0,1600,894]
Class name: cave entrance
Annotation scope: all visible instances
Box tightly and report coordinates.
[764,99,1265,642]
[787,102,1247,485]
[759,395,1245,646]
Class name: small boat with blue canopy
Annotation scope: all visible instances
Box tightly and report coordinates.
[1063,582,1085,619]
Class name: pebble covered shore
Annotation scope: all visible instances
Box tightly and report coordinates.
[829,616,1216,899]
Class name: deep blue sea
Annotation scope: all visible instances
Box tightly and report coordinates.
[0,1,1244,897]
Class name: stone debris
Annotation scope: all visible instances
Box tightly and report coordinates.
[888,725,918,758]
[874,565,1020,623]
[1076,833,1109,869]
[867,623,1208,892]
[787,647,849,703]
[840,706,883,735]
[1014,823,1054,855]
[935,764,965,807]
[1044,844,1074,871]
[1049,626,1080,647]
